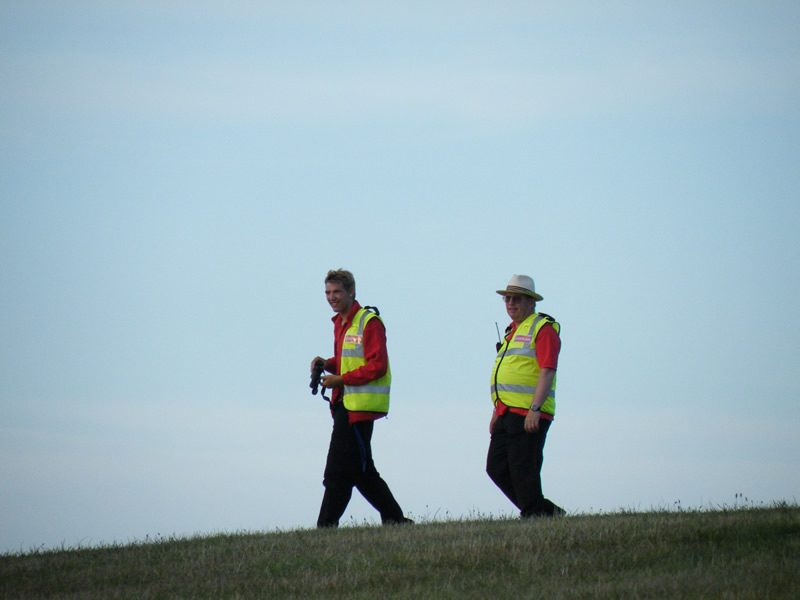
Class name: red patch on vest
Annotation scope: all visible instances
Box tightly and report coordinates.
[514,335,532,344]
[345,334,363,344]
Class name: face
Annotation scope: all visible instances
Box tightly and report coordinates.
[326,281,354,316]
[504,293,535,324]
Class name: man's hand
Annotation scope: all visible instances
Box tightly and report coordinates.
[310,357,325,373]
[490,413,498,434]
[524,409,541,433]
[321,374,344,388]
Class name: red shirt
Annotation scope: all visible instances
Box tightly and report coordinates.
[325,301,389,424]
[494,320,561,421]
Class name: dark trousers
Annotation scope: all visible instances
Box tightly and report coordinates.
[317,402,405,527]
[486,411,563,518]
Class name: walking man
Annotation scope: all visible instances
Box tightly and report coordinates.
[487,274,565,518]
[311,269,410,527]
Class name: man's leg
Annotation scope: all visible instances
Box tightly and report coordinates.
[317,484,353,528]
[486,413,520,510]
[506,415,555,517]
[351,420,408,524]
[316,404,356,528]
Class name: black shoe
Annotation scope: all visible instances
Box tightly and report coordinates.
[384,517,414,526]
[521,505,566,519]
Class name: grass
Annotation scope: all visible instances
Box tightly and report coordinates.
[1,503,798,599]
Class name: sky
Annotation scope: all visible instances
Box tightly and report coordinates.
[2,1,799,553]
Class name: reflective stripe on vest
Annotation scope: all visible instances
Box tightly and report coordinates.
[341,308,391,413]
[490,313,559,415]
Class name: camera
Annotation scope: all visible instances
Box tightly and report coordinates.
[310,359,329,400]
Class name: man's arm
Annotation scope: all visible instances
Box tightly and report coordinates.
[524,367,555,433]
[523,323,560,433]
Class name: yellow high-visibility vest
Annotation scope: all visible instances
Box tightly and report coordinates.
[490,313,559,415]
[340,308,391,413]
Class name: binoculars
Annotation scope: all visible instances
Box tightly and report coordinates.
[310,359,329,401]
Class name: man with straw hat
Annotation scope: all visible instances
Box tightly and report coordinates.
[487,274,565,518]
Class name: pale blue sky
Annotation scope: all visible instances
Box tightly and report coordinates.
[2,1,799,552]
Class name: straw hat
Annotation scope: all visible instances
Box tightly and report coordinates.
[496,274,543,301]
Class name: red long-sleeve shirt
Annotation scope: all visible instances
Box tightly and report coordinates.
[494,320,561,421]
[324,301,389,424]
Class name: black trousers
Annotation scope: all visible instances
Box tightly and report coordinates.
[317,402,405,527]
[486,411,563,518]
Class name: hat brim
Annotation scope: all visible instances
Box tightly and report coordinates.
[496,289,543,301]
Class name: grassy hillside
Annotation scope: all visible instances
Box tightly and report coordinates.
[2,505,798,599]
